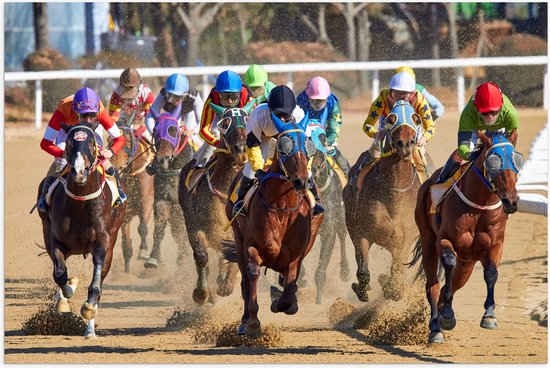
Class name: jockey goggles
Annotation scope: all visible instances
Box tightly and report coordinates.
[166,92,186,103]
[309,98,327,111]
[219,92,240,101]
[78,112,98,120]
[74,100,100,112]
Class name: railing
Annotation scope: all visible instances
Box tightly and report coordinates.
[4,55,548,129]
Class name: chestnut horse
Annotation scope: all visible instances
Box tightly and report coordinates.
[309,125,350,304]
[37,123,126,338]
[343,100,427,302]
[144,112,196,269]
[111,118,154,272]
[223,112,324,337]
[411,130,522,343]
[178,102,253,305]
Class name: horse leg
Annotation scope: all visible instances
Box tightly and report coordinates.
[438,244,457,331]
[191,231,210,305]
[137,219,149,260]
[273,261,300,315]
[217,258,238,297]
[315,230,336,304]
[480,262,499,329]
[244,246,262,337]
[54,277,79,313]
[381,250,406,301]
[351,237,371,302]
[338,226,350,282]
[49,244,78,300]
[170,210,189,266]
[138,173,154,260]
[144,201,170,268]
[120,220,133,273]
[421,238,444,344]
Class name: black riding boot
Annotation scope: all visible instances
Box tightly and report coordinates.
[232,176,254,216]
[334,148,351,178]
[309,179,325,215]
[106,167,127,206]
[37,175,56,213]
[435,156,462,184]
[349,150,376,187]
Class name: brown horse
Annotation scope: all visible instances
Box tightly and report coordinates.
[178,102,253,305]
[143,112,196,269]
[111,118,154,273]
[309,126,350,304]
[37,123,126,338]
[411,130,522,343]
[223,113,324,337]
[343,100,426,302]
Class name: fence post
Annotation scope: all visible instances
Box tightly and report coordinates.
[201,74,210,101]
[544,64,547,111]
[457,68,465,112]
[286,72,294,91]
[35,80,42,129]
[371,70,379,102]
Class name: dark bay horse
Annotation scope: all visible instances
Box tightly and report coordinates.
[411,130,522,343]
[343,100,426,302]
[112,118,154,272]
[144,112,196,269]
[224,112,324,337]
[309,125,350,304]
[37,123,126,338]
[178,102,254,305]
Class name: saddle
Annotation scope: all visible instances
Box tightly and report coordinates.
[184,157,217,194]
[429,162,473,214]
[325,156,348,188]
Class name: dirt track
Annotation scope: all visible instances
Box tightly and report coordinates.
[4,107,548,364]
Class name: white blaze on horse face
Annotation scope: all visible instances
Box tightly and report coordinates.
[74,152,88,183]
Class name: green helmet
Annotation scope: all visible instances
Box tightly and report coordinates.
[244,64,268,87]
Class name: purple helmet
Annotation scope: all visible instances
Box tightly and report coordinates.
[72,87,101,114]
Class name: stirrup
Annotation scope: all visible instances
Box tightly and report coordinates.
[313,203,324,216]
[37,197,48,213]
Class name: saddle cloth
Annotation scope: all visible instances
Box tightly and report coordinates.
[325,156,348,188]
[429,163,471,214]
[184,158,217,193]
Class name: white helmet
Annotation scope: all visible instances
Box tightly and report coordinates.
[389,71,416,93]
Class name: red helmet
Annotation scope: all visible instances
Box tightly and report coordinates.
[474,82,503,113]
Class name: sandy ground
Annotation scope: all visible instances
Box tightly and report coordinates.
[3,107,548,364]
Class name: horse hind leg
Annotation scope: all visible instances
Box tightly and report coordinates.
[144,202,170,268]
[351,237,371,302]
[438,246,457,331]
[244,247,262,337]
[338,227,350,282]
[191,231,210,305]
[315,231,336,304]
[480,263,499,329]
[217,258,238,297]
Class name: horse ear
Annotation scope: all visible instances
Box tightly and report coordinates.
[271,112,285,133]
[299,111,310,131]
[216,117,231,135]
[243,100,255,114]
[411,113,422,127]
[478,130,491,147]
[209,102,226,117]
[508,128,518,146]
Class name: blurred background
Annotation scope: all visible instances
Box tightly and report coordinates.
[4,2,548,115]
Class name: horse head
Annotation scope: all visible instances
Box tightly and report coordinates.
[152,112,182,169]
[63,123,98,185]
[477,129,523,214]
[272,111,316,195]
[210,100,254,165]
[384,100,421,161]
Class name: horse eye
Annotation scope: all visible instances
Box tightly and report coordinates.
[512,151,524,170]
[484,154,503,173]
[277,136,294,156]
[305,139,316,156]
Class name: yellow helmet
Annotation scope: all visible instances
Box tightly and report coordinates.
[395,66,416,79]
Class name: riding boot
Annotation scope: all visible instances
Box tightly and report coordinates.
[333,148,351,178]
[309,179,325,215]
[232,176,254,217]
[194,141,217,169]
[37,175,56,213]
[349,150,376,187]
[434,156,462,184]
[106,167,127,206]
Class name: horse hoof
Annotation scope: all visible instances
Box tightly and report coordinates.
[340,267,350,282]
[378,273,390,287]
[439,315,456,331]
[428,331,445,344]
[144,258,158,268]
[192,288,209,305]
[315,293,322,305]
[351,282,369,302]
[245,321,261,338]
[61,283,75,299]
[56,298,71,313]
[216,284,233,297]
[480,316,498,329]
[84,333,97,340]
[270,300,280,313]
[138,249,149,260]
[80,302,97,320]
[270,286,283,302]
[236,323,246,336]
[283,302,299,315]
[382,282,404,301]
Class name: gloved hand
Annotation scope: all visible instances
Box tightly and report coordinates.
[145,162,158,176]
[255,169,267,180]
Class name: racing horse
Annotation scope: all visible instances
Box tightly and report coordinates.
[309,125,350,304]
[144,112,197,269]
[111,117,154,272]
[342,100,426,302]
[224,112,324,337]
[411,130,522,343]
[178,102,254,305]
[37,123,126,338]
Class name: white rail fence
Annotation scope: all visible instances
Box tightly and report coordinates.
[4,56,548,129]
[517,124,548,217]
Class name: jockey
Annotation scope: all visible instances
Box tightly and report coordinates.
[350,71,435,185]
[435,82,519,184]
[232,85,324,217]
[194,70,254,168]
[395,66,445,121]
[296,76,351,177]
[145,73,203,148]
[244,64,276,105]
[108,67,155,140]
[37,87,127,212]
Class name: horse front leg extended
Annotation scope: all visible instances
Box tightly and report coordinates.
[315,229,336,304]
[437,243,457,331]
[272,260,300,315]
[144,201,170,268]
[480,262,499,329]
[244,246,262,337]
[191,231,210,305]
[351,237,371,302]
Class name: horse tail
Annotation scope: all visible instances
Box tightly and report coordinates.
[407,236,425,281]
[221,239,237,263]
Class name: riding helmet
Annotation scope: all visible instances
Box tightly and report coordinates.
[306,76,331,100]
[474,82,503,113]
[389,72,416,93]
[215,70,242,92]
[72,87,101,114]
[244,64,268,87]
[164,73,189,96]
[119,68,142,99]
[394,66,416,79]
[268,85,296,114]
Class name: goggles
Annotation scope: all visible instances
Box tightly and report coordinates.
[309,98,327,110]
[219,92,240,101]
[74,100,100,112]
[166,92,185,102]
[480,109,501,117]
[272,111,293,121]
[78,112,98,120]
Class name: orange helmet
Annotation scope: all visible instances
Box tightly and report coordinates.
[474,82,503,113]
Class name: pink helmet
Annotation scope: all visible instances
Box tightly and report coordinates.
[306,76,331,100]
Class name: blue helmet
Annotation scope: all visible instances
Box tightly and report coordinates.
[215,70,242,93]
[164,73,189,95]
[72,87,101,114]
